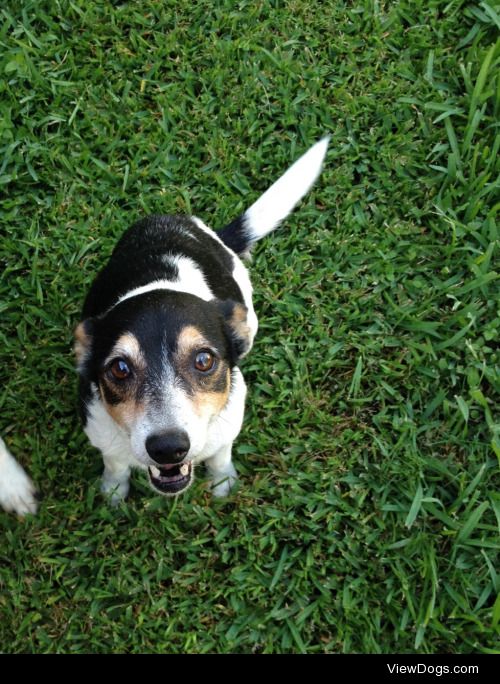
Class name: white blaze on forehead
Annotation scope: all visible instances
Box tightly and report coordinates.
[116,255,213,306]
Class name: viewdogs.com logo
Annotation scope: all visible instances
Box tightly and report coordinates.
[387,664,479,677]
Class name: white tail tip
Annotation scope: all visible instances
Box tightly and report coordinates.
[244,135,330,240]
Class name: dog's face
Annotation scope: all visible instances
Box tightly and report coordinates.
[76,290,250,495]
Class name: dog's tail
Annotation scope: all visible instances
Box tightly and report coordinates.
[217,136,329,256]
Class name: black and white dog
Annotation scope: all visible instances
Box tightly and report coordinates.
[0,437,37,515]
[75,138,329,503]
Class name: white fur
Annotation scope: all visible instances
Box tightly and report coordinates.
[0,437,37,515]
[83,387,132,503]
[205,443,238,497]
[85,369,247,502]
[117,255,214,306]
[191,216,259,347]
[244,136,330,241]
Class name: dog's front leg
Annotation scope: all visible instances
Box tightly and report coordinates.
[83,397,132,504]
[100,452,131,504]
[205,444,238,497]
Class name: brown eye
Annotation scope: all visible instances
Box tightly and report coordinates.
[194,351,215,372]
[109,358,131,380]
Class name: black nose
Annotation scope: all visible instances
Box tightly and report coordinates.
[146,430,190,465]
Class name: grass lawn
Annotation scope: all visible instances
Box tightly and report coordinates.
[0,0,499,654]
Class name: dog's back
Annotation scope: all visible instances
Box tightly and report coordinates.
[82,215,245,320]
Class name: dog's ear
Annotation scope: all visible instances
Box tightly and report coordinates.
[217,300,252,363]
[74,319,94,370]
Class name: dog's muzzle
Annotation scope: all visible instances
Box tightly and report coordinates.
[145,429,194,495]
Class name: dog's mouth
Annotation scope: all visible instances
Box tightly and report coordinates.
[147,461,193,495]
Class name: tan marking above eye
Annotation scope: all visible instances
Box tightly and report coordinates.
[176,326,222,377]
[177,325,209,358]
[104,333,145,370]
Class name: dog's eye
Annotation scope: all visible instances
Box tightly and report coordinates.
[109,358,131,380]
[194,351,215,372]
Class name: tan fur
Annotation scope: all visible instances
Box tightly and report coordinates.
[102,392,145,430]
[229,304,251,356]
[176,325,230,418]
[231,303,247,324]
[105,333,145,369]
[99,333,146,430]
[191,369,231,418]
[100,327,230,429]
[74,322,91,365]
[176,325,208,357]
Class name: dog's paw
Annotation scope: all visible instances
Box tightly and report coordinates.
[101,475,130,505]
[210,469,238,498]
[0,455,38,516]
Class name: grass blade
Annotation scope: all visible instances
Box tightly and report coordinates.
[405,483,424,528]
[456,501,490,544]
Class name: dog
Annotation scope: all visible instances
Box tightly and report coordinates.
[0,436,37,515]
[75,137,329,503]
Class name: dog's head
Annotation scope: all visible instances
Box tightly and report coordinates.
[75,290,250,495]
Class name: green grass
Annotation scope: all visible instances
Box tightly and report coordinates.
[0,0,499,653]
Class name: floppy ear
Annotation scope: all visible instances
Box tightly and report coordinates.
[74,319,94,371]
[217,300,252,363]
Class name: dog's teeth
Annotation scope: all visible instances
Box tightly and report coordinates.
[150,466,161,478]
[180,463,189,476]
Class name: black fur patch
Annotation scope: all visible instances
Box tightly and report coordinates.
[100,381,123,406]
[217,215,250,256]
[83,215,243,319]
